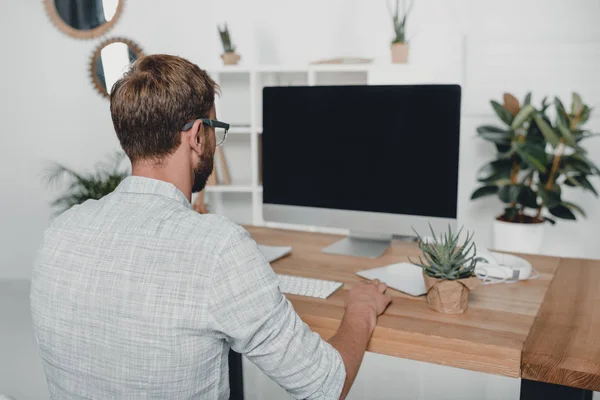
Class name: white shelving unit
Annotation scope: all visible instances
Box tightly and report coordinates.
[201,64,435,226]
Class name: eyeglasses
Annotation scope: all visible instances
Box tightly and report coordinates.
[182,118,230,147]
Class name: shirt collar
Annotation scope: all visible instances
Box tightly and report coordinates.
[115,176,192,209]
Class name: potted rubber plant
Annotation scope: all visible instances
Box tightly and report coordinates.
[42,152,129,215]
[411,225,479,314]
[387,0,413,63]
[472,92,599,254]
[218,23,240,65]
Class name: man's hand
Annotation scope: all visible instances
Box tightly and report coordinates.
[345,279,392,332]
[329,279,392,399]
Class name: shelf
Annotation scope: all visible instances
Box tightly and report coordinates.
[205,185,254,193]
[208,64,374,75]
[228,126,252,134]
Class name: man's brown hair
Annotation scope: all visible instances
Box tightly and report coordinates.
[110,54,218,163]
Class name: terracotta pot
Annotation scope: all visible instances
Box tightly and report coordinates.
[493,218,545,255]
[423,273,480,314]
[391,43,409,63]
[221,52,241,65]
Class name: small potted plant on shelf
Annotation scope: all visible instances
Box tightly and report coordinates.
[387,0,413,63]
[411,225,479,314]
[218,23,240,66]
[471,92,599,254]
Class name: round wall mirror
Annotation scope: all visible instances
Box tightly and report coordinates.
[44,0,124,39]
[89,37,143,99]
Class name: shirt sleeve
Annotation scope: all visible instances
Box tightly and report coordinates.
[208,225,346,400]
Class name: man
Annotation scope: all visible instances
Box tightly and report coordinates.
[30,54,391,399]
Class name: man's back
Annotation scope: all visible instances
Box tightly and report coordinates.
[31,177,243,398]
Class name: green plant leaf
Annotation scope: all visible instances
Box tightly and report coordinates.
[471,185,498,200]
[549,204,577,220]
[523,92,532,107]
[555,97,571,126]
[544,217,556,225]
[572,93,584,115]
[533,113,560,148]
[476,125,512,144]
[491,100,514,126]
[563,201,586,218]
[538,187,562,208]
[555,115,578,148]
[498,184,522,204]
[476,159,512,183]
[511,104,536,130]
[564,174,598,196]
[572,153,600,175]
[518,186,539,208]
[579,106,592,126]
[526,118,547,146]
[515,143,547,172]
[495,143,512,154]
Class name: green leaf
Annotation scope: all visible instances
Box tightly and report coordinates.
[511,104,536,130]
[476,125,512,144]
[515,143,548,172]
[498,184,522,204]
[476,159,512,183]
[563,201,586,218]
[572,154,600,175]
[564,174,598,196]
[572,93,584,116]
[544,217,556,225]
[538,187,562,208]
[556,117,578,148]
[518,186,539,208]
[495,143,512,154]
[526,118,547,146]
[579,106,592,126]
[533,113,560,148]
[471,185,499,200]
[491,100,514,125]
[523,92,532,107]
[555,97,571,127]
[549,204,576,220]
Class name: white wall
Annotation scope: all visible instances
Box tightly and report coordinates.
[2,0,600,280]
[2,0,600,398]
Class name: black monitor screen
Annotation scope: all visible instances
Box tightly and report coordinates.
[262,85,461,219]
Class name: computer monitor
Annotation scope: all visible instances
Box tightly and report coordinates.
[262,84,461,258]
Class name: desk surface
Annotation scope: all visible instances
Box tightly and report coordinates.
[248,226,560,379]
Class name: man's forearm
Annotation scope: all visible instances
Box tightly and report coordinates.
[328,307,375,400]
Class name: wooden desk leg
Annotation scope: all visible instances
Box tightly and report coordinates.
[520,379,592,400]
[228,349,244,400]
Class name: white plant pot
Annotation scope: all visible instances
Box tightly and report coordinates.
[492,219,545,254]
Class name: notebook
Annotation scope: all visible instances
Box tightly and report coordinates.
[258,245,292,263]
[356,262,427,297]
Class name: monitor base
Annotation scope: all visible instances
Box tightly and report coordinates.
[322,232,393,259]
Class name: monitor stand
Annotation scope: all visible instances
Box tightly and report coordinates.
[321,231,399,259]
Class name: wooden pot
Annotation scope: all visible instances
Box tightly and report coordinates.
[423,273,480,314]
[391,43,409,64]
[221,52,241,65]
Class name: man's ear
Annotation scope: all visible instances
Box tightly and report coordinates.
[186,119,204,155]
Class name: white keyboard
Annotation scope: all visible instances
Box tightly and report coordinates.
[277,274,343,299]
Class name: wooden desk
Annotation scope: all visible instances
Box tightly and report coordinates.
[247,226,561,379]
[522,257,600,392]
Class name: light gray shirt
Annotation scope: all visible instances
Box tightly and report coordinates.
[30,176,345,399]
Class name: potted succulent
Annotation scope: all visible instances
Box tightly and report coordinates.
[218,23,240,65]
[472,93,599,254]
[387,0,413,63]
[411,225,479,314]
[42,152,129,215]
